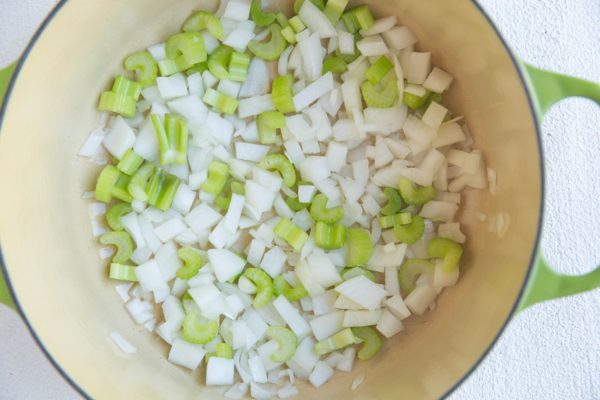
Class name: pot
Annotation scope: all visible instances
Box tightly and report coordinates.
[0,0,599,398]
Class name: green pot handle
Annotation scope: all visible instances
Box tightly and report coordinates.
[518,63,600,312]
[0,62,17,309]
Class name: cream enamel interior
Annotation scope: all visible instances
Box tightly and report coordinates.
[0,0,542,398]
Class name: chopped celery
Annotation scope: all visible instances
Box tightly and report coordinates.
[341,12,359,34]
[352,327,382,360]
[361,77,399,108]
[257,111,286,144]
[285,196,309,212]
[229,52,251,82]
[341,267,376,282]
[275,12,289,27]
[95,165,121,203]
[202,161,229,195]
[214,194,231,211]
[393,215,424,244]
[335,47,359,64]
[274,218,309,252]
[145,168,180,211]
[106,203,133,231]
[98,91,136,118]
[398,177,436,206]
[230,181,245,195]
[281,26,297,44]
[322,55,348,74]
[243,268,275,308]
[422,92,443,111]
[146,168,165,205]
[315,328,355,355]
[250,0,277,27]
[166,32,207,71]
[366,56,393,84]
[157,59,181,76]
[100,231,134,264]
[248,24,287,61]
[208,46,233,80]
[272,75,296,114]
[314,222,345,250]
[215,342,233,359]
[151,114,189,165]
[380,187,403,216]
[183,11,224,40]
[310,194,343,224]
[398,258,434,295]
[345,228,373,267]
[323,0,350,24]
[267,326,298,363]
[177,247,208,280]
[203,88,239,115]
[116,149,144,175]
[379,212,412,229]
[109,263,138,282]
[111,174,133,203]
[128,162,156,202]
[289,16,306,33]
[428,237,463,272]
[124,51,158,87]
[403,90,432,110]
[293,0,325,13]
[182,312,219,344]
[274,276,308,301]
[186,62,208,76]
[344,5,374,31]
[258,154,296,187]
[111,75,142,100]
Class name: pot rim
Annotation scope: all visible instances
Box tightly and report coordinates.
[0,1,545,398]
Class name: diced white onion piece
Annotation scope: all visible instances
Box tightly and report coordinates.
[338,30,355,55]
[419,201,459,222]
[240,58,271,98]
[385,294,411,320]
[361,16,397,36]
[246,239,266,267]
[326,142,348,173]
[187,72,204,96]
[433,259,460,288]
[135,260,169,294]
[248,355,269,383]
[272,295,311,338]
[376,309,404,338]
[278,46,294,76]
[335,276,386,311]
[208,249,246,283]
[260,246,287,277]
[278,385,299,399]
[297,185,317,203]
[110,331,137,354]
[309,361,334,388]
[133,120,160,162]
[168,95,208,124]
[382,26,417,50]
[336,347,356,372]
[225,383,249,399]
[343,310,383,327]
[438,222,466,244]
[168,338,206,370]
[238,95,275,118]
[384,265,400,296]
[298,0,337,39]
[356,35,388,56]
[206,357,235,386]
[218,79,242,98]
[202,70,218,88]
[223,0,251,20]
[147,43,166,61]
[155,241,183,281]
[300,156,331,184]
[115,283,132,302]
[188,283,221,308]
[406,52,431,84]
[311,290,338,316]
[126,298,153,324]
[154,218,187,242]
[423,67,453,93]
[287,336,319,379]
[421,102,448,131]
[293,72,334,111]
[235,142,270,162]
[310,311,344,341]
[243,309,268,345]
[156,73,188,99]
[102,116,135,159]
[250,382,278,399]
[224,28,255,52]
[364,104,408,135]
[171,183,196,215]
[404,284,437,315]
[297,31,326,82]
[374,136,394,169]
[258,340,284,371]
[185,203,222,234]
[307,252,342,288]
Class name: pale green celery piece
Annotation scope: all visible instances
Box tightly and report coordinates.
[323,0,350,24]
[393,215,425,244]
[116,149,144,175]
[208,46,233,80]
[271,75,296,114]
[182,312,219,344]
[346,4,374,31]
[315,328,355,355]
[100,231,134,264]
[285,196,309,212]
[250,0,277,27]
[146,168,166,206]
[289,16,306,33]
[398,258,435,295]
[403,89,432,110]
[345,228,373,267]
[313,222,345,250]
[182,11,225,40]
[428,237,463,272]
[293,0,325,13]
[322,55,348,74]
[398,177,436,206]
[154,173,180,211]
[201,161,229,195]
[111,75,142,101]
[124,51,158,87]
[109,263,138,282]
[258,154,296,187]
[361,76,399,108]
[274,276,308,301]
[341,267,376,282]
[352,326,382,360]
[106,203,133,231]
[176,247,208,280]
[274,218,309,252]
[230,181,245,195]
[215,342,233,359]
[248,24,287,61]
[157,59,180,77]
[95,165,121,203]
[98,91,137,118]
[166,32,207,71]
[111,173,133,203]
[228,52,251,82]
[281,26,297,44]
[379,212,412,229]
[203,88,239,115]
[127,163,156,202]
[151,114,189,165]
[380,187,403,216]
[365,56,393,84]
[267,326,298,363]
[243,268,275,308]
[310,194,344,224]
[257,111,286,144]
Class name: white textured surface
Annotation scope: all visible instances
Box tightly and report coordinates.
[1,1,599,399]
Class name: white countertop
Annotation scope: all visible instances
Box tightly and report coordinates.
[1,0,599,399]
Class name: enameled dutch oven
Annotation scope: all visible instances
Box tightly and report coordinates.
[1,0,599,398]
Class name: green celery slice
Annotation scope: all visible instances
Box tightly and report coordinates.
[243,268,275,308]
[379,212,412,229]
[323,0,350,24]
[248,24,287,61]
[183,11,225,40]
[380,187,403,216]
[127,162,156,202]
[274,218,309,252]
[398,177,436,206]
[315,328,355,355]
[428,237,463,272]
[393,215,425,244]
[151,114,189,165]
[182,312,219,344]
[294,0,325,13]
[228,52,251,82]
[257,111,286,144]
[361,77,399,108]
[95,165,121,203]
[250,0,277,27]
[116,149,144,175]
[366,56,393,84]
[203,88,239,115]
[202,161,229,195]
[111,75,142,100]
[124,51,158,87]
[274,276,308,301]
[208,46,233,80]
[345,228,373,267]
[258,154,296,187]
[398,258,434,295]
[98,91,136,118]
[285,196,309,212]
[289,16,306,33]
[341,267,376,282]
[109,263,138,282]
[111,174,133,203]
[267,326,298,362]
[310,193,344,224]
[352,326,382,360]
[106,203,133,231]
[403,89,432,110]
[177,247,208,280]
[155,173,180,211]
[100,231,134,264]
[271,75,296,114]
[314,222,345,250]
[322,55,348,74]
